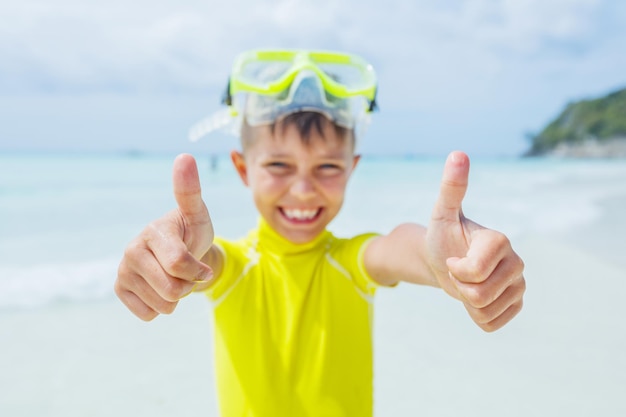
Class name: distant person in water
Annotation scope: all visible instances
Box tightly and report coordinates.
[115,49,526,417]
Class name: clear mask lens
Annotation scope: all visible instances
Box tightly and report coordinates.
[188,50,377,142]
[240,71,360,129]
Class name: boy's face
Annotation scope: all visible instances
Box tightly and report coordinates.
[231,121,360,244]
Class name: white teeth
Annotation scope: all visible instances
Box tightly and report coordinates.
[283,208,319,220]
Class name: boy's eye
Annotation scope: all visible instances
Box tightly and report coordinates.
[265,161,292,173]
[318,163,343,175]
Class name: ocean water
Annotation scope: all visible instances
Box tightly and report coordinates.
[1,152,625,311]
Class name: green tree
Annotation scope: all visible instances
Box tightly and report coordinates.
[526,87,626,156]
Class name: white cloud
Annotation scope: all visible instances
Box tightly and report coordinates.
[1,0,624,154]
[1,0,619,94]
[1,0,234,92]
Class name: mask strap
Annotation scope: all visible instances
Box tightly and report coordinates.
[221,78,232,106]
[368,87,379,112]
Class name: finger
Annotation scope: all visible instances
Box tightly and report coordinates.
[448,249,524,307]
[122,271,180,316]
[116,287,159,322]
[118,256,182,315]
[473,298,524,333]
[172,153,209,227]
[143,221,214,283]
[136,246,199,301]
[115,267,162,321]
[460,278,526,327]
[172,154,214,259]
[446,230,514,284]
[118,256,180,314]
[431,151,470,223]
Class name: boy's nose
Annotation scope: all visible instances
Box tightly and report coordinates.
[289,176,316,199]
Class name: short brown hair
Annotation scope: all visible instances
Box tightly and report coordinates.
[240,112,354,151]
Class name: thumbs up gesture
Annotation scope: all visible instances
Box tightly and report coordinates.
[426,152,525,332]
[115,154,215,321]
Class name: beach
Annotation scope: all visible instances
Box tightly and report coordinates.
[1,154,625,416]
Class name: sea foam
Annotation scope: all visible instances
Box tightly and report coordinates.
[0,259,119,310]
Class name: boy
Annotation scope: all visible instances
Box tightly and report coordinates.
[115,50,525,416]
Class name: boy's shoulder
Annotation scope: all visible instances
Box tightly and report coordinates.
[326,231,379,252]
[325,231,379,271]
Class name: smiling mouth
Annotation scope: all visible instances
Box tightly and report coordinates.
[280,207,323,223]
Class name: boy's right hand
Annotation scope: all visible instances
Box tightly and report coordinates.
[115,154,215,321]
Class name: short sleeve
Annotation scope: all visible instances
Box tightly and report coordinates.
[328,233,381,297]
[204,236,245,302]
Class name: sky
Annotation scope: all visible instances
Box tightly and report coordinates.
[1,0,625,156]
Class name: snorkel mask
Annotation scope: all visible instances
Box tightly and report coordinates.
[189,49,378,141]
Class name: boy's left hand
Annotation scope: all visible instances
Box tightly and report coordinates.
[426,151,526,332]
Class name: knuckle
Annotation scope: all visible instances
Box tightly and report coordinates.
[492,231,513,252]
[476,310,505,332]
[517,276,527,295]
[162,247,191,276]
[155,298,178,315]
[491,230,511,248]
[135,308,159,322]
[465,257,489,282]
[138,309,159,322]
[163,281,180,301]
[468,304,493,325]
[113,278,126,298]
[479,321,499,333]
[506,274,527,301]
[516,253,525,269]
[123,238,145,260]
[116,288,159,321]
[463,286,491,308]
[510,299,524,318]
[146,219,167,235]
[114,283,130,304]
[479,300,524,333]
[161,279,190,301]
[506,250,525,274]
[116,261,134,284]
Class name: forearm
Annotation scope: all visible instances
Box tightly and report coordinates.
[364,223,439,287]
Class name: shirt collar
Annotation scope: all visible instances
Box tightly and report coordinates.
[254,217,331,256]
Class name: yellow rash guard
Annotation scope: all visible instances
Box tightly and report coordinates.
[204,219,380,417]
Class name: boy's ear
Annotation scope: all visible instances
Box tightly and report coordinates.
[230,150,249,186]
[352,154,361,171]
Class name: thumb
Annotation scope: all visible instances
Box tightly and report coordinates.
[431,151,470,223]
[172,154,213,255]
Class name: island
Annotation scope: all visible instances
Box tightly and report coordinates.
[524,86,626,157]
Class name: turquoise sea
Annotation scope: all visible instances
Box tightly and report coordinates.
[1,152,626,416]
[1,152,625,310]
